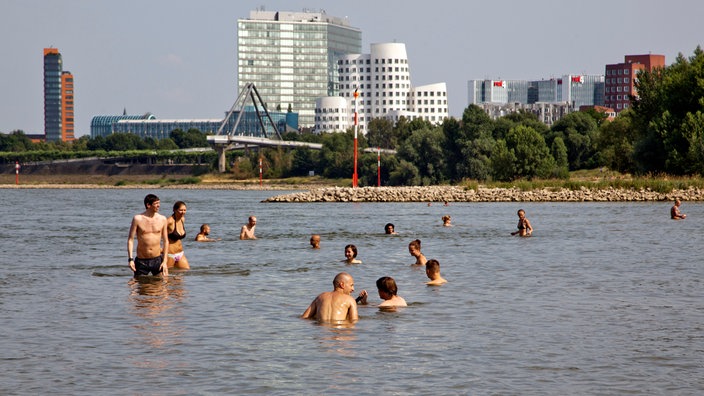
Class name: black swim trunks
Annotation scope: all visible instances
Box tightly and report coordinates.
[134,256,164,276]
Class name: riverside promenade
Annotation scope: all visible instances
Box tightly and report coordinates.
[263,185,704,203]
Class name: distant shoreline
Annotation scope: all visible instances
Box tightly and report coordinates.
[4,182,700,202]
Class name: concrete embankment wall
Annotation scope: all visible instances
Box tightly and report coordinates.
[1,158,206,176]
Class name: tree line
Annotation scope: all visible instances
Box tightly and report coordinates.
[2,46,703,185]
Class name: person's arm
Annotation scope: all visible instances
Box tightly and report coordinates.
[160,219,169,276]
[348,297,359,322]
[127,217,137,272]
[301,298,317,319]
[239,225,246,240]
[525,218,533,235]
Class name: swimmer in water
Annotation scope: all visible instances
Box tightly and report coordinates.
[301,272,361,323]
[511,209,533,237]
[343,244,362,264]
[425,259,447,286]
[310,234,321,249]
[166,201,190,269]
[408,239,427,266]
[357,276,407,307]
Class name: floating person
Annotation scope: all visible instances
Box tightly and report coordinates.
[310,234,321,249]
[166,201,190,270]
[127,194,169,277]
[408,239,427,266]
[357,276,407,308]
[195,223,221,242]
[442,215,452,227]
[425,259,448,286]
[511,209,533,237]
[239,215,257,240]
[671,199,687,220]
[343,244,362,264]
[301,272,360,323]
[385,223,397,235]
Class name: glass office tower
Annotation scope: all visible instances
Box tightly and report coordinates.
[237,10,361,128]
[44,48,63,142]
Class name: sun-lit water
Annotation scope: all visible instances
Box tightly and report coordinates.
[1,188,703,395]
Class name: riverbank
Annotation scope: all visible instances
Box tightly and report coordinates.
[3,173,703,202]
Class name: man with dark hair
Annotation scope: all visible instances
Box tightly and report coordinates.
[127,194,169,277]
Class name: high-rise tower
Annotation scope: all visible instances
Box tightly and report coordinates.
[237,10,362,128]
[43,48,74,141]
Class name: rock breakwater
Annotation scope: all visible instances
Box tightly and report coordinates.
[263,186,704,203]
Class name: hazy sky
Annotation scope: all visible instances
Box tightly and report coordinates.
[2,0,702,137]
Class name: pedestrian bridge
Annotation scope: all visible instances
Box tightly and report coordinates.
[208,83,394,173]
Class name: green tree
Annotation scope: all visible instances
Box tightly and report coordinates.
[388,159,420,186]
[0,130,34,152]
[504,125,556,180]
[631,46,704,174]
[548,112,599,170]
[595,110,638,173]
[366,118,395,149]
[490,139,516,182]
[396,127,446,185]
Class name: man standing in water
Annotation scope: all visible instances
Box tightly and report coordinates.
[302,272,359,323]
[127,194,169,277]
[240,215,257,240]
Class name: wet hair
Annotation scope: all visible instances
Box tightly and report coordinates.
[344,244,358,258]
[144,194,160,208]
[442,215,451,222]
[517,209,525,215]
[376,276,398,296]
[385,223,395,233]
[200,223,209,232]
[426,259,440,273]
[408,239,421,250]
[173,200,186,212]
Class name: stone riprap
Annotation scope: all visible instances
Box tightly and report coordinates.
[263,186,704,203]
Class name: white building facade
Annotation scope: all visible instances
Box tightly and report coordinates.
[315,42,448,134]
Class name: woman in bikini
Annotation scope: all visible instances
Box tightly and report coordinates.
[511,209,533,237]
[166,201,190,269]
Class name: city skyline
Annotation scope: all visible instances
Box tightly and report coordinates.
[1,0,702,137]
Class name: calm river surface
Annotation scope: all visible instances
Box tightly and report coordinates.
[1,188,702,395]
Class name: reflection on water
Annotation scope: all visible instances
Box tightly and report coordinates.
[128,276,186,352]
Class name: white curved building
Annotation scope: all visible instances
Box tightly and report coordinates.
[314,97,349,133]
[314,42,448,134]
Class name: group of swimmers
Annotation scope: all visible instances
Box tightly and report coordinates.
[127,194,256,277]
[127,193,686,322]
[301,224,451,323]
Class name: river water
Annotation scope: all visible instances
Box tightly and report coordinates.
[1,188,702,395]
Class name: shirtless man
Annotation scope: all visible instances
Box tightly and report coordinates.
[671,199,687,220]
[127,194,169,277]
[425,259,448,286]
[239,216,257,240]
[301,272,359,323]
[195,224,221,242]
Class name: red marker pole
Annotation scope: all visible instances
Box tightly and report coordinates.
[377,146,381,187]
[352,89,359,188]
[15,161,20,185]
[259,157,263,188]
